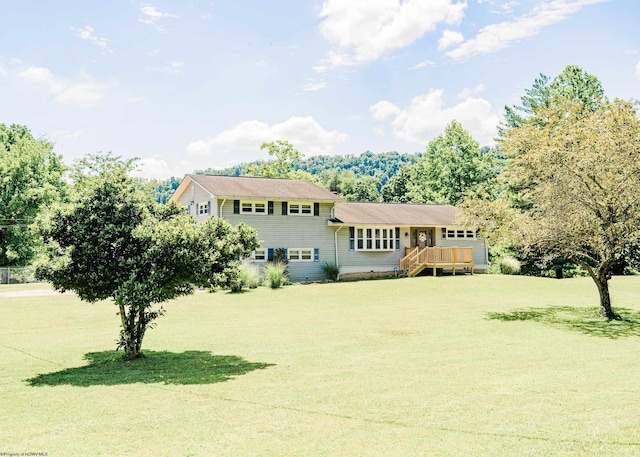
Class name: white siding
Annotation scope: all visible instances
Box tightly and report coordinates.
[221,199,336,282]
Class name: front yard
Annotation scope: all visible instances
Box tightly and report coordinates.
[1,275,639,456]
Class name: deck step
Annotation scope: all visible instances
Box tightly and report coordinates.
[408,265,426,277]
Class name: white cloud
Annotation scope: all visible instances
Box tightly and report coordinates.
[164,60,183,74]
[499,1,519,15]
[131,157,189,180]
[139,4,178,31]
[438,29,464,50]
[457,83,486,99]
[317,0,466,69]
[187,116,348,166]
[71,25,111,53]
[19,65,108,108]
[447,0,608,60]
[145,60,184,75]
[371,89,500,146]
[409,60,436,70]
[20,66,65,92]
[56,83,106,107]
[302,79,328,92]
[370,100,402,121]
[635,60,640,80]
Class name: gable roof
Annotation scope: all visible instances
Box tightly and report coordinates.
[332,202,461,226]
[171,174,344,202]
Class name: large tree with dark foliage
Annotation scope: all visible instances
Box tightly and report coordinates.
[37,162,259,359]
[408,120,496,205]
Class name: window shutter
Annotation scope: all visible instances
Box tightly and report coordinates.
[314,202,320,216]
[207,200,211,214]
[314,248,319,262]
[233,200,240,214]
[281,201,288,215]
[267,248,274,261]
[268,201,274,215]
[196,203,199,214]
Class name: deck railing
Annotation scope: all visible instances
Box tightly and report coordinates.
[399,247,474,277]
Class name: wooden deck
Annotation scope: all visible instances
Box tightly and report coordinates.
[399,246,474,277]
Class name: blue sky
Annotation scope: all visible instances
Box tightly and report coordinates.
[1,0,638,179]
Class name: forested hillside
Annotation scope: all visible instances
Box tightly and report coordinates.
[195,150,421,187]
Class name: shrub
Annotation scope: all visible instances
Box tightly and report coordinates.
[228,263,262,293]
[228,266,247,293]
[242,263,262,289]
[272,248,288,264]
[499,256,521,275]
[322,262,340,281]
[264,262,288,289]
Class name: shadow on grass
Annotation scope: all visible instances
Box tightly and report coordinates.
[487,306,640,339]
[27,350,275,387]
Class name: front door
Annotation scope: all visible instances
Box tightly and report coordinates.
[413,228,434,248]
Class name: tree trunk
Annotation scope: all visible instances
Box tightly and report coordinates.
[595,271,620,320]
[118,302,145,360]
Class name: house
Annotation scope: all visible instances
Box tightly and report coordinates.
[170,174,489,282]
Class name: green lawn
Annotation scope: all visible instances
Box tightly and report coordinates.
[2,275,640,456]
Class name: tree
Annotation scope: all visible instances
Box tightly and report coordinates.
[493,65,607,277]
[245,140,315,181]
[318,169,381,202]
[464,99,640,319]
[0,124,66,267]
[346,176,381,202]
[198,150,421,188]
[146,177,181,204]
[500,65,604,135]
[408,120,495,205]
[381,166,413,203]
[37,164,259,359]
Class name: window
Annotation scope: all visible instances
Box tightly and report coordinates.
[252,249,266,262]
[288,202,312,216]
[442,228,477,239]
[288,248,313,262]
[236,201,270,215]
[351,226,399,251]
[198,201,209,215]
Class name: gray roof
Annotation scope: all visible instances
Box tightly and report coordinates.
[186,174,343,201]
[333,202,461,226]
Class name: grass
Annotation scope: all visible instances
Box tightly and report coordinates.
[2,275,640,456]
[487,306,640,339]
[27,351,274,386]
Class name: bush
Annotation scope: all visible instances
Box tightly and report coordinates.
[272,248,288,264]
[499,256,521,275]
[228,263,262,293]
[322,262,340,281]
[228,268,246,293]
[264,262,288,289]
[242,263,262,289]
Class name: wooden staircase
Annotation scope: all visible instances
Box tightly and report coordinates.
[399,246,474,277]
